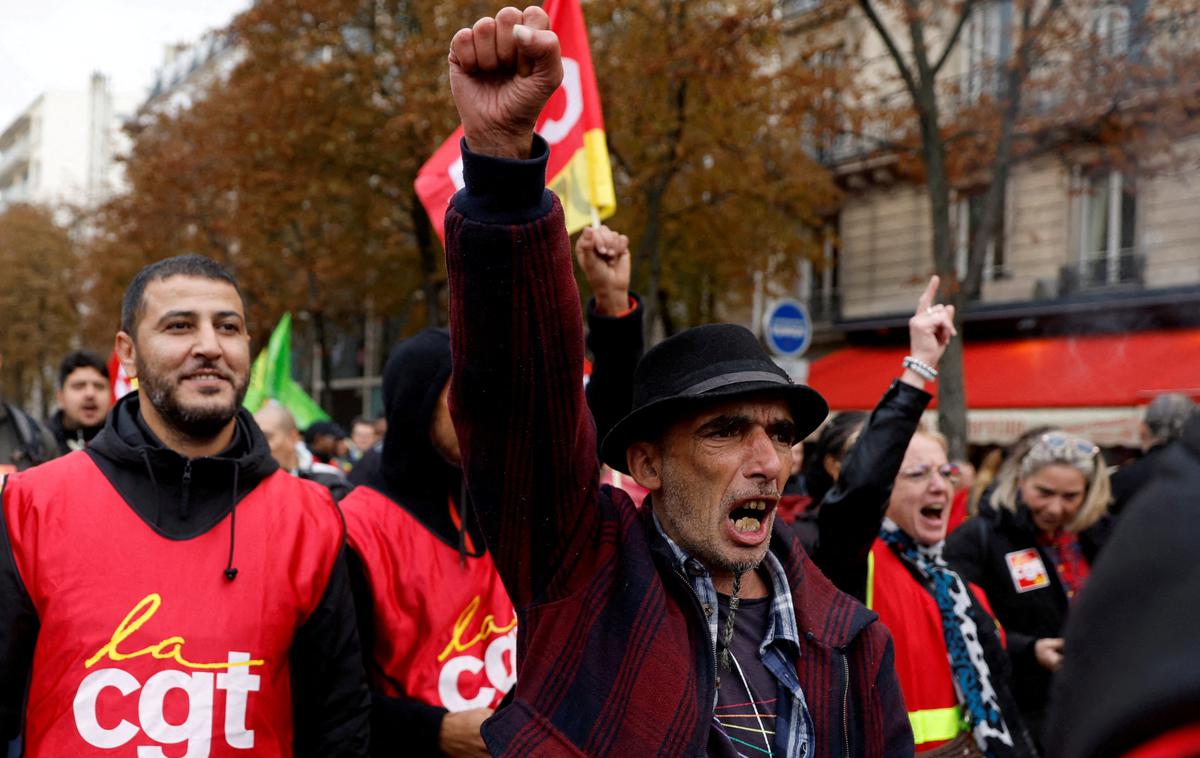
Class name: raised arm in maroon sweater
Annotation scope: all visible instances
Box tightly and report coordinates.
[442,10,910,755]
[445,137,604,609]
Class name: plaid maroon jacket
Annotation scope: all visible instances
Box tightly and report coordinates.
[445,140,913,757]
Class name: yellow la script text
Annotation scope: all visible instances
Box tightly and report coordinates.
[85,592,264,670]
[437,595,517,663]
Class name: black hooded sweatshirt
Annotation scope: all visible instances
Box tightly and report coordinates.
[350,300,643,755]
[47,409,104,456]
[0,392,371,755]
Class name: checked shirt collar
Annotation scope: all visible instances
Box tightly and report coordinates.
[651,511,812,758]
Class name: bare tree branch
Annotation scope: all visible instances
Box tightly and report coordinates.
[932,0,978,77]
[856,0,921,99]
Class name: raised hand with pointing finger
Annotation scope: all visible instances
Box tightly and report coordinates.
[449,6,563,160]
[903,275,957,388]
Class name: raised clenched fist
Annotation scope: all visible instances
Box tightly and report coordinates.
[575,225,632,316]
[449,6,564,160]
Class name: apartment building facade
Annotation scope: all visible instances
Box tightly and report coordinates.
[784,0,1200,446]
[0,73,136,211]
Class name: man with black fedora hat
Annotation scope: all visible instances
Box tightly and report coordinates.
[440,7,911,756]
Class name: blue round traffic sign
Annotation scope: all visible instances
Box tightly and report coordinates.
[764,299,812,358]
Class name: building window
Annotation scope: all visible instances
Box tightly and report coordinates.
[961,0,1013,102]
[954,193,1006,285]
[1093,4,1130,57]
[780,0,821,16]
[800,228,839,321]
[1079,168,1138,285]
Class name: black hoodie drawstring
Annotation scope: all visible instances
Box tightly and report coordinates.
[456,480,470,568]
[139,449,162,527]
[224,462,239,581]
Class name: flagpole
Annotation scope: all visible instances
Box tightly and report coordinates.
[589,204,601,229]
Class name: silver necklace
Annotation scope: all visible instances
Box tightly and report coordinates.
[726,647,774,757]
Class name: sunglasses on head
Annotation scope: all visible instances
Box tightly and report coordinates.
[1039,432,1099,459]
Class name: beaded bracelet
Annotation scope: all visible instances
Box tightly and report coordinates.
[902,356,938,381]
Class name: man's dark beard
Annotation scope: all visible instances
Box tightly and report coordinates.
[137,358,248,441]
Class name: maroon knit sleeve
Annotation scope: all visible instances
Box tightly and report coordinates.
[444,189,604,611]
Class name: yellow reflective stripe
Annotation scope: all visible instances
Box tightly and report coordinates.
[909,706,965,745]
[866,549,875,610]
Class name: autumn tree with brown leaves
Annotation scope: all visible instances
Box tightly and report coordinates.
[85,0,490,406]
[0,204,84,415]
[583,0,841,339]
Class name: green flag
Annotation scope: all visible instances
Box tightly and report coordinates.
[243,312,330,429]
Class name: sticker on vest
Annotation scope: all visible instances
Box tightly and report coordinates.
[1005,549,1050,593]
[73,592,265,754]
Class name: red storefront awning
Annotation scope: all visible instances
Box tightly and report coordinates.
[806,328,1200,446]
[807,328,1200,410]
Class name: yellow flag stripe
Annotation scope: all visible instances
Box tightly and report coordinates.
[548,128,617,235]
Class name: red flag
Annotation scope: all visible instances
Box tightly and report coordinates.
[415,0,616,243]
[108,349,135,405]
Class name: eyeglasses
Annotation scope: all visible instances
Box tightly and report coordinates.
[1039,432,1099,459]
[898,463,960,486]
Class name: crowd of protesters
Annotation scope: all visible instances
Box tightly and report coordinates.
[3,6,1200,758]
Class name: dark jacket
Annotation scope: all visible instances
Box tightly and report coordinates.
[299,463,353,501]
[1046,415,1200,758]
[0,392,370,755]
[444,138,911,756]
[350,308,642,755]
[811,381,1036,755]
[1107,441,1169,516]
[0,404,56,472]
[46,409,104,456]
[944,501,1104,743]
[348,328,481,754]
[811,379,930,596]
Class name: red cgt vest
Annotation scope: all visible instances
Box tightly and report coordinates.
[341,486,515,711]
[2,452,345,757]
[868,540,1002,752]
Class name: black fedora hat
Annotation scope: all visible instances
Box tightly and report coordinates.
[600,323,828,474]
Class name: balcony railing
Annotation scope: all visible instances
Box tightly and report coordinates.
[1058,250,1145,294]
[0,135,32,184]
[805,289,842,322]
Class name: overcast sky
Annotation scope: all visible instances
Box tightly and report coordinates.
[0,0,250,129]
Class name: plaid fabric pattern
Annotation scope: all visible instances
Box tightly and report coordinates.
[444,147,913,756]
[654,514,813,758]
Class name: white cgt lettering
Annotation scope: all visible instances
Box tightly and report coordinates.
[437,628,517,712]
[137,670,213,758]
[438,656,494,712]
[483,629,516,695]
[74,668,140,749]
[72,652,259,756]
[216,652,261,749]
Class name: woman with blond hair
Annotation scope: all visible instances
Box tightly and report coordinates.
[844,424,1036,756]
[815,278,1038,755]
[945,431,1113,749]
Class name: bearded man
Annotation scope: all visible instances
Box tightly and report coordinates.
[0,254,369,756]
